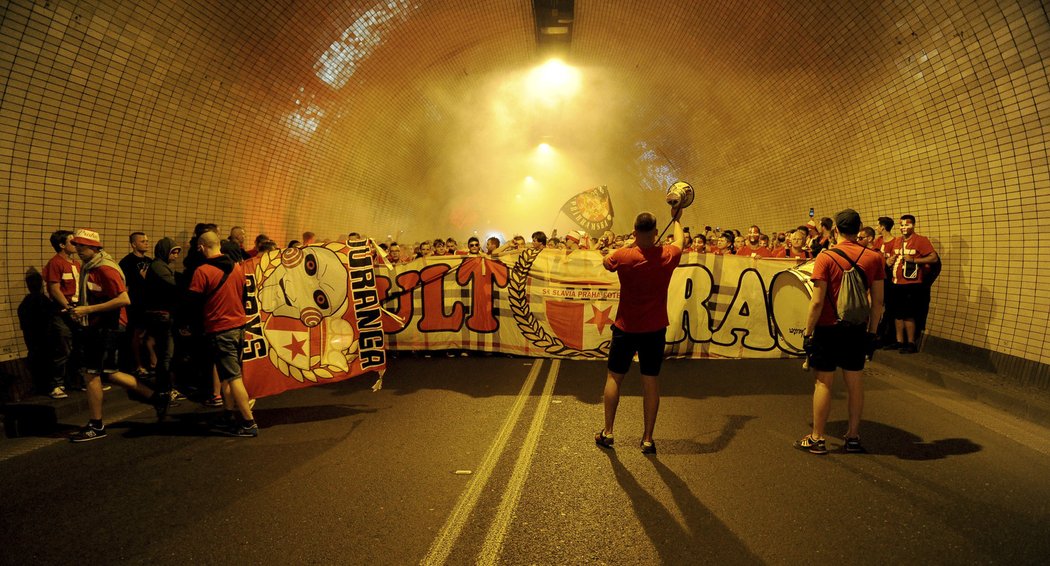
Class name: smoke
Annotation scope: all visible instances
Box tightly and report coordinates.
[413,60,666,240]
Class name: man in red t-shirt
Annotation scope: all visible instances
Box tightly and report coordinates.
[67,229,167,442]
[795,209,884,455]
[735,225,772,257]
[594,208,683,455]
[189,231,257,437]
[776,229,810,259]
[42,229,81,398]
[885,214,938,354]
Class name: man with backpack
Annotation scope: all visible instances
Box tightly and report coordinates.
[795,209,885,455]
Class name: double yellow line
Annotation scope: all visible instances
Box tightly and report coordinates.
[422,359,561,565]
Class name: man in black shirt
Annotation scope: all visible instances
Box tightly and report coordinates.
[118,232,154,376]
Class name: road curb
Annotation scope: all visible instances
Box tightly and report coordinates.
[874,352,1050,430]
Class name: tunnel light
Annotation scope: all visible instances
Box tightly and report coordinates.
[527,59,581,106]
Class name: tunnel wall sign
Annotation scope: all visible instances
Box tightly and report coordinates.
[376,249,812,360]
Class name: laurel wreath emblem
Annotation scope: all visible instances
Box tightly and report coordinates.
[507,248,610,358]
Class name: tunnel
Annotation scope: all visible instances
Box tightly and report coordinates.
[1,1,1048,380]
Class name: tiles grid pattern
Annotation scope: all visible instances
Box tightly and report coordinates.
[1,0,1047,364]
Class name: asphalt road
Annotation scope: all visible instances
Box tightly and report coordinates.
[2,356,1048,565]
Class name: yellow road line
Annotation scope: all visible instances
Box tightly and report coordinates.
[421,360,545,566]
[477,359,560,566]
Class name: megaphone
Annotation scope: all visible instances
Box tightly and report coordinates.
[666,181,695,209]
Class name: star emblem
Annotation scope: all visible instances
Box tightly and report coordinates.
[586,304,614,334]
[284,334,307,359]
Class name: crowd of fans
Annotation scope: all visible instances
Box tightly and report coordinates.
[343,216,888,265]
[19,212,937,441]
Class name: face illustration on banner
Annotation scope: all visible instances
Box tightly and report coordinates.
[259,246,349,326]
[254,244,361,376]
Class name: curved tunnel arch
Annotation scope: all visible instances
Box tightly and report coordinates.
[1,0,1047,364]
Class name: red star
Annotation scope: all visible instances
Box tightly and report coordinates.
[284,334,307,359]
[586,304,614,334]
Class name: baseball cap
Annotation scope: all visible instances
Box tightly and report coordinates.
[834,209,862,235]
[72,228,103,248]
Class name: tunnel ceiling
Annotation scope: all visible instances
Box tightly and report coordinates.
[172,0,924,237]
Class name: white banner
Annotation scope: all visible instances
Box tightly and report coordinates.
[376,249,812,359]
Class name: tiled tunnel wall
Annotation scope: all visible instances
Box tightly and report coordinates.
[1,0,1047,365]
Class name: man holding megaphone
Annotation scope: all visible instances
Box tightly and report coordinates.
[594,182,689,455]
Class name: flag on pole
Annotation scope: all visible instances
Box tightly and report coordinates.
[559,185,614,238]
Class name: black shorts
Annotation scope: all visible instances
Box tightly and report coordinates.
[81,326,124,375]
[891,284,929,320]
[808,324,866,372]
[125,305,147,328]
[208,327,245,381]
[607,326,667,375]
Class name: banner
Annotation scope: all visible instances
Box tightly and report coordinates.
[559,185,614,238]
[377,249,813,359]
[242,241,387,398]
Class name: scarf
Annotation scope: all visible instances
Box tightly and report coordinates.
[78,250,125,309]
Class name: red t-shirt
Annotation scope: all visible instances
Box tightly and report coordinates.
[43,253,81,302]
[810,241,884,327]
[735,244,771,257]
[606,244,682,333]
[888,235,935,285]
[84,265,128,327]
[189,260,246,333]
[777,248,809,259]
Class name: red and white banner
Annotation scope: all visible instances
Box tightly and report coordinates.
[378,249,813,359]
[242,241,386,398]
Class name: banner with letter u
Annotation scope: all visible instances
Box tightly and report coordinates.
[377,250,812,359]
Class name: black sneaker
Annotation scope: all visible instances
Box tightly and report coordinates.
[794,435,827,455]
[70,424,107,443]
[882,342,903,351]
[223,423,258,438]
[898,342,918,354]
[211,414,238,435]
[640,440,657,455]
[844,436,866,453]
[153,392,170,421]
[594,430,614,449]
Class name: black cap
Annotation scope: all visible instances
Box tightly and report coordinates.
[834,209,862,235]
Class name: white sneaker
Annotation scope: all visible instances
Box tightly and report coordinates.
[50,387,68,399]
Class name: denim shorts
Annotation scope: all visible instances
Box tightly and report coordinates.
[208,327,245,381]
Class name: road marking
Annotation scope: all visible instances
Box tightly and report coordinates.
[421,360,545,566]
[478,359,560,566]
